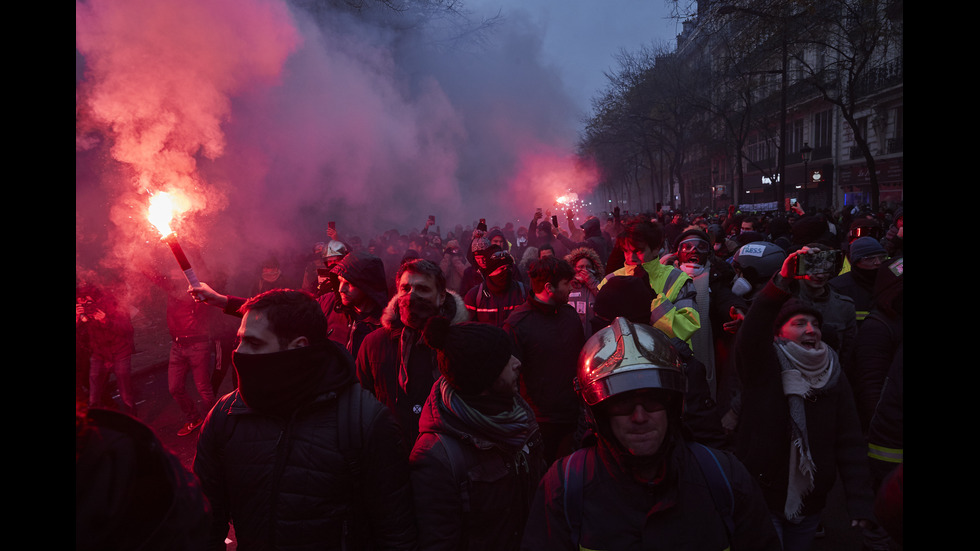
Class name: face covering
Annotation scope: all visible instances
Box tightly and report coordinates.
[233,345,334,416]
[731,276,753,297]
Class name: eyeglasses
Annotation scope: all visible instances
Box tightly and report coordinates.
[603,391,668,416]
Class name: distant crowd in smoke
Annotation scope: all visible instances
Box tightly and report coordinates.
[77,0,598,315]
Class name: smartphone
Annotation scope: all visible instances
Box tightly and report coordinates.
[428,215,435,224]
[795,249,842,277]
[536,208,542,216]
[552,215,559,227]
[790,198,798,206]
[328,221,336,230]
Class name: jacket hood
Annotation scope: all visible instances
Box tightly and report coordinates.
[332,251,389,310]
[565,246,605,278]
[581,217,601,238]
[381,289,467,332]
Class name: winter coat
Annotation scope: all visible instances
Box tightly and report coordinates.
[734,276,874,520]
[356,290,468,447]
[502,297,586,425]
[410,383,546,551]
[853,309,903,433]
[464,278,528,328]
[520,436,781,551]
[193,342,416,551]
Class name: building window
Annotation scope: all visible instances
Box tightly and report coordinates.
[813,110,832,148]
[788,119,805,154]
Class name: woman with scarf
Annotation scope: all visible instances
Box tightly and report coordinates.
[410,316,546,551]
[734,246,874,551]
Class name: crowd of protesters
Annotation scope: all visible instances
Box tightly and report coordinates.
[76,201,903,551]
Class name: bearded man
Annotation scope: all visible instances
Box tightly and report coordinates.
[356,258,468,446]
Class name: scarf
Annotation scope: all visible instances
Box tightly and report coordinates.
[773,338,839,520]
[689,270,715,398]
[436,377,537,451]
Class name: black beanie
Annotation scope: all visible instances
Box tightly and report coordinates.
[774,298,823,334]
[422,317,513,395]
[594,274,656,325]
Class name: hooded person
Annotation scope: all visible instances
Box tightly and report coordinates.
[317,250,390,358]
[356,258,469,447]
[556,216,610,266]
[459,235,493,296]
[410,317,546,551]
[733,247,874,550]
[520,317,780,551]
[564,247,605,338]
[464,248,528,328]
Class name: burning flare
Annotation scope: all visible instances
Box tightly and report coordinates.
[147,190,201,287]
[148,191,178,237]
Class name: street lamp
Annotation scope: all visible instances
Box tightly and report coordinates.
[800,142,812,208]
[718,4,789,212]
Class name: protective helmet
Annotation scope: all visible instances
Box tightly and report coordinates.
[323,240,349,261]
[575,317,686,408]
[732,241,786,286]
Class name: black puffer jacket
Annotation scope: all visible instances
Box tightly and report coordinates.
[410,382,546,551]
[194,342,416,551]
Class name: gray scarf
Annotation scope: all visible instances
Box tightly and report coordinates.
[773,339,839,520]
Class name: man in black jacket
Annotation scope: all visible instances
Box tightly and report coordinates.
[503,256,585,464]
[193,289,416,551]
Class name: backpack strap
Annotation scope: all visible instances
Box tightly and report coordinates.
[687,442,735,545]
[435,433,471,513]
[562,447,590,548]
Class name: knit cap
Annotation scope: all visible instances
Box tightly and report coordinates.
[594,274,656,326]
[847,237,886,263]
[774,298,823,334]
[422,317,513,395]
[470,236,492,254]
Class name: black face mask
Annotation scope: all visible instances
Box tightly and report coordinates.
[233,344,339,416]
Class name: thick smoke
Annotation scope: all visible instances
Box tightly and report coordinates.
[76,0,598,304]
